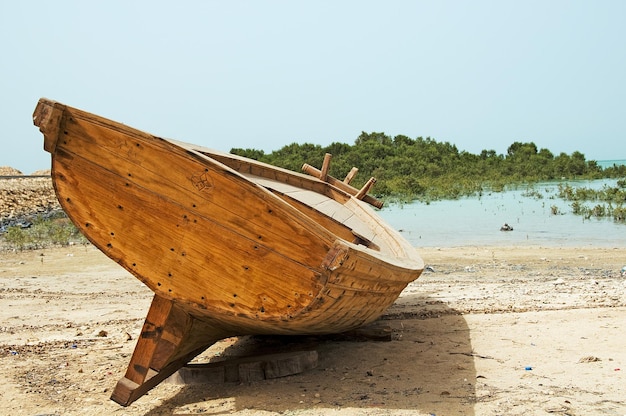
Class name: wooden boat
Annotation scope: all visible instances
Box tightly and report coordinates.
[33,98,424,406]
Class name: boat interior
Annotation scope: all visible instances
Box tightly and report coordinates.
[186,146,389,254]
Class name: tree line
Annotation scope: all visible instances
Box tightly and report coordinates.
[231,132,626,201]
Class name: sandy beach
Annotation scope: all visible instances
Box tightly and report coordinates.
[1,244,624,415]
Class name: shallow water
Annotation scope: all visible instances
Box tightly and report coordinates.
[379,179,625,248]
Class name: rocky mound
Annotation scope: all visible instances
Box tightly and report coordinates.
[31,169,52,176]
[0,166,23,176]
[0,176,59,222]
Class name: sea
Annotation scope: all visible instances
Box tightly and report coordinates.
[378,160,626,248]
[597,159,626,169]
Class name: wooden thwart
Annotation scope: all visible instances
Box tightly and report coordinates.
[301,154,383,209]
[343,167,359,184]
[320,153,332,181]
[355,177,377,201]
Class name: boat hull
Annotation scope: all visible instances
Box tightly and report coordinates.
[33,98,424,405]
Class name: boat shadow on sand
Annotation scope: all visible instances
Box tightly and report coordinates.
[144,294,477,416]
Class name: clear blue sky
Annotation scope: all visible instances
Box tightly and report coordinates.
[2,1,625,173]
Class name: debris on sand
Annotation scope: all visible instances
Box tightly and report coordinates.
[578,356,602,363]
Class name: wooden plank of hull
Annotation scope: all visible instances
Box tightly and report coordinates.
[33,98,424,406]
[51,152,325,319]
[55,110,337,260]
[46,113,335,316]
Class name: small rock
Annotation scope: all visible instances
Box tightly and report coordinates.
[578,356,601,363]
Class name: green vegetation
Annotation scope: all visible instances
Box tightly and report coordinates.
[3,133,623,251]
[557,180,626,223]
[232,132,625,202]
[1,211,88,250]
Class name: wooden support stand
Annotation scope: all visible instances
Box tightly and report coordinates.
[167,350,319,385]
[166,322,391,386]
[110,295,230,406]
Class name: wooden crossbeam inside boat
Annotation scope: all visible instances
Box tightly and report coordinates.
[355,177,377,201]
[344,167,359,184]
[320,153,332,181]
[301,162,383,209]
